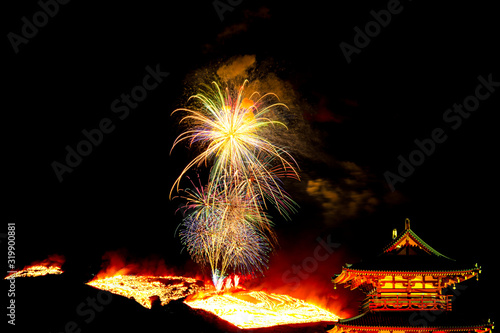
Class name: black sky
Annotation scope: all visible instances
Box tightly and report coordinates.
[5,0,499,327]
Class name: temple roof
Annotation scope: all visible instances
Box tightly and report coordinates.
[334,311,493,332]
[383,219,453,259]
[337,219,477,274]
[341,255,475,273]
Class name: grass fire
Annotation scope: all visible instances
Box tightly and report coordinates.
[6,252,342,330]
[4,254,65,279]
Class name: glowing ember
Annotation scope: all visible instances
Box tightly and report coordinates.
[5,265,63,279]
[185,289,340,329]
[83,250,341,329]
[86,275,205,309]
[86,273,340,329]
[4,254,65,279]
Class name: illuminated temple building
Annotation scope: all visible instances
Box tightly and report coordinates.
[330,219,494,333]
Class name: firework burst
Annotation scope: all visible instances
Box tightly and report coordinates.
[171,79,299,285]
[171,80,299,214]
[177,178,273,283]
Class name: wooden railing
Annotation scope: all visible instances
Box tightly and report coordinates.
[363,294,452,311]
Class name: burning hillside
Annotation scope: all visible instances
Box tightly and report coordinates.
[8,250,342,330]
[86,272,339,329]
[4,254,65,279]
[82,250,341,329]
[87,274,205,309]
[185,288,339,329]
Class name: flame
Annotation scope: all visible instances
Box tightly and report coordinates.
[85,250,206,309]
[85,249,342,328]
[185,288,340,329]
[4,254,65,279]
[86,268,340,329]
[86,274,205,309]
[87,274,339,328]
[93,249,180,280]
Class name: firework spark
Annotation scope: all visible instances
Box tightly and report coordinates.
[170,80,299,215]
[177,180,273,284]
[171,80,299,284]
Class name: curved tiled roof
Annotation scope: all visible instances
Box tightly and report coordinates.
[339,220,476,273]
[337,311,493,331]
[346,246,476,273]
[382,225,453,260]
[332,220,479,285]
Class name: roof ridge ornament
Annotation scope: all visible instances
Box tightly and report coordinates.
[405,218,410,230]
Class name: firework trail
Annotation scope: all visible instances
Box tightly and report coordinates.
[177,178,273,283]
[172,80,299,285]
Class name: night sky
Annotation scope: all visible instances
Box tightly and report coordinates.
[5,0,499,331]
